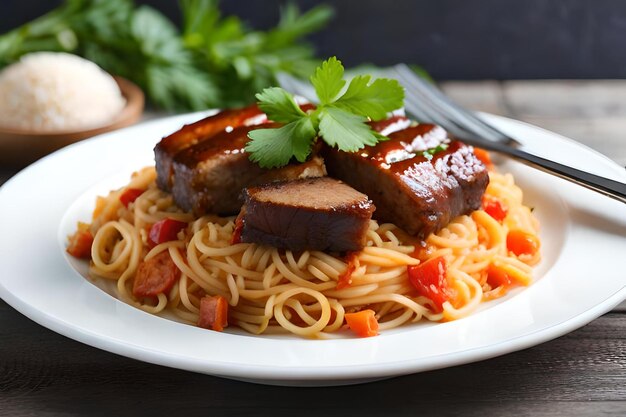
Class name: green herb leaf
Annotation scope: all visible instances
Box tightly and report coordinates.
[255,87,308,123]
[318,107,381,152]
[131,6,178,51]
[268,3,334,46]
[246,118,316,168]
[333,75,404,120]
[247,56,403,168]
[310,56,345,105]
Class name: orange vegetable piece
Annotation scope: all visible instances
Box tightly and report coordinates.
[486,263,512,288]
[198,295,229,332]
[473,147,493,169]
[67,223,93,259]
[507,229,540,257]
[345,309,379,337]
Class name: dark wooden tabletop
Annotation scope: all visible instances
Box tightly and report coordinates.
[1,81,625,416]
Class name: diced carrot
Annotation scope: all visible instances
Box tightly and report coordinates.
[198,295,229,332]
[67,223,93,259]
[133,251,180,297]
[345,309,379,337]
[507,229,540,257]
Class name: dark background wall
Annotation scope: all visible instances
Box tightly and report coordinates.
[2,0,625,80]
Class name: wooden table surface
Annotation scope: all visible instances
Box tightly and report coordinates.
[1,80,625,416]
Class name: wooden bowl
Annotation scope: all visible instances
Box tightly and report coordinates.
[0,77,144,168]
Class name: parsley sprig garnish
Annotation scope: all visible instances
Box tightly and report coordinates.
[246,57,404,168]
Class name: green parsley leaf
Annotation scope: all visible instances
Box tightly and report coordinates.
[255,87,308,123]
[310,56,345,105]
[247,56,404,168]
[333,75,404,121]
[318,107,381,152]
[246,118,316,168]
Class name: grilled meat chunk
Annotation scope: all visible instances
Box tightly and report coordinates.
[155,104,266,191]
[324,123,489,238]
[170,123,326,215]
[155,104,323,215]
[234,177,375,252]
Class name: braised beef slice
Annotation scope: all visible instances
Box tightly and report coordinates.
[170,123,326,215]
[154,104,265,191]
[324,123,489,238]
[235,177,375,252]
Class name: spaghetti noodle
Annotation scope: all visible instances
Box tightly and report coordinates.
[73,165,540,338]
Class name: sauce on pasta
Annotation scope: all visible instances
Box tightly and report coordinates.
[71,164,540,338]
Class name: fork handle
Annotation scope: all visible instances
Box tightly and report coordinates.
[463,136,626,204]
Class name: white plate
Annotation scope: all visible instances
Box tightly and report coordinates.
[0,112,625,386]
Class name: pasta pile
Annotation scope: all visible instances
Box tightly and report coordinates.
[80,166,540,338]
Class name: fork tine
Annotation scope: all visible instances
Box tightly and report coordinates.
[392,67,472,138]
[394,64,503,140]
[401,89,445,124]
[402,89,470,138]
[393,64,496,138]
[394,64,519,146]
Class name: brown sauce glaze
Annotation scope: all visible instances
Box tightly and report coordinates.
[324,122,489,237]
[155,104,267,190]
[172,123,280,169]
[157,104,265,156]
[367,115,411,136]
[360,124,458,173]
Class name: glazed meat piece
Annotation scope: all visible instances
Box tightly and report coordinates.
[155,104,323,215]
[170,123,326,215]
[324,123,489,238]
[155,104,266,191]
[234,177,375,252]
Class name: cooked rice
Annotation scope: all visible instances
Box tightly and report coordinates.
[0,52,126,132]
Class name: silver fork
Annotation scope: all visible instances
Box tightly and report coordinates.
[278,70,626,204]
[390,64,626,204]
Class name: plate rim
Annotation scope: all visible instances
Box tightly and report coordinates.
[1,111,625,384]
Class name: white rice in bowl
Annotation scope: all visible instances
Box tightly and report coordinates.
[0,52,126,132]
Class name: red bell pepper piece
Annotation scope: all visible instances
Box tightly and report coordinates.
[407,256,453,311]
[482,196,508,222]
[149,218,187,246]
[119,188,144,208]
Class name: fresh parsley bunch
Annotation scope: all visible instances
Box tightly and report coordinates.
[180,0,333,108]
[0,0,332,111]
[246,57,405,168]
